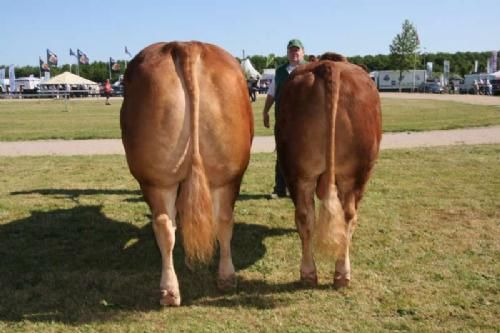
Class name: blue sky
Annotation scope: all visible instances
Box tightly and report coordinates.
[3,0,499,66]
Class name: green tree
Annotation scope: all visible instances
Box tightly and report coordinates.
[390,19,420,91]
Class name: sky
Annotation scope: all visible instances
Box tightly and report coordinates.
[3,0,499,66]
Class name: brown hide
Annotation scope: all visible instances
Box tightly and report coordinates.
[277,59,381,204]
[275,58,381,288]
[121,41,253,189]
[121,41,253,265]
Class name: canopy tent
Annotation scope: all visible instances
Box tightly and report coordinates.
[39,71,99,96]
[41,71,98,86]
[241,58,261,80]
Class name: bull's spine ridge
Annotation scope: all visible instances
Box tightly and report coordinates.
[174,43,216,264]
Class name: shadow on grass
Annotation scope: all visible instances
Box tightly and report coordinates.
[11,188,142,202]
[0,200,297,324]
[12,189,272,203]
[237,193,270,201]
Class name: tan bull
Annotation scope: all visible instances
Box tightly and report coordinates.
[276,57,381,289]
[120,41,253,306]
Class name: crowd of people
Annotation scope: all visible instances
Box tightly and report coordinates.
[473,79,493,95]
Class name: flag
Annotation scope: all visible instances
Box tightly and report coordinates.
[443,60,450,85]
[426,62,433,78]
[0,68,5,91]
[125,46,132,57]
[8,64,16,93]
[47,49,58,66]
[110,57,121,72]
[443,60,450,74]
[77,49,89,65]
[39,57,50,72]
[70,48,76,57]
[491,51,497,73]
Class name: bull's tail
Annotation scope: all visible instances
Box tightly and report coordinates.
[173,43,216,264]
[314,62,347,259]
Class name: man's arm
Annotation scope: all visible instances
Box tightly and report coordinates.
[262,94,274,128]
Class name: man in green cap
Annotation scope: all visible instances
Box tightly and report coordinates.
[263,39,307,199]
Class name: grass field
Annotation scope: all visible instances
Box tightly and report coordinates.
[0,145,498,332]
[0,97,499,141]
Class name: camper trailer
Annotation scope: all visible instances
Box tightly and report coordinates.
[459,73,498,94]
[371,70,427,92]
[14,75,41,94]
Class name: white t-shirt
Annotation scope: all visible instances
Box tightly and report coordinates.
[267,63,299,98]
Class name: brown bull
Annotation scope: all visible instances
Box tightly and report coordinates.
[120,41,253,306]
[276,58,381,288]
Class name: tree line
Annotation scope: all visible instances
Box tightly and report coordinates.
[2,50,492,84]
[245,51,492,79]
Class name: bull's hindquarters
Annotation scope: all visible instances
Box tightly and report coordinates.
[277,59,381,289]
[121,41,253,305]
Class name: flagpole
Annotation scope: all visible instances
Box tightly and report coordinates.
[108,60,112,80]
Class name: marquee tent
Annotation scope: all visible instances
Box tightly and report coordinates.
[241,58,261,80]
[40,71,98,86]
[39,71,99,96]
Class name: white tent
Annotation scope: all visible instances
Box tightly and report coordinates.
[41,71,98,86]
[241,58,261,80]
[39,71,99,96]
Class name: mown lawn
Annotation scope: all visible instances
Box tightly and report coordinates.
[0,145,498,332]
[0,97,499,140]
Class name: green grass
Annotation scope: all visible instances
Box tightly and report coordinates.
[0,145,499,332]
[382,98,500,132]
[0,97,499,140]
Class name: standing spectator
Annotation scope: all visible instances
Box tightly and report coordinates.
[262,39,307,199]
[486,80,493,96]
[104,79,112,105]
[473,80,479,95]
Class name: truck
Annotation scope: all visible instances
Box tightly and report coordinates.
[371,70,427,92]
[14,75,41,94]
[459,73,496,94]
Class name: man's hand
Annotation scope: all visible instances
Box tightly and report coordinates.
[263,111,270,128]
[262,94,274,129]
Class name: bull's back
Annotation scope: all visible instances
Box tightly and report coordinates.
[121,42,253,187]
[277,61,381,183]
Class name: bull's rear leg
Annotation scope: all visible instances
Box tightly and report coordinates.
[293,180,318,286]
[334,191,357,289]
[141,185,180,306]
[212,184,239,290]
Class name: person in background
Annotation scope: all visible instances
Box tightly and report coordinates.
[104,79,112,105]
[486,79,493,96]
[262,39,307,199]
[473,80,479,95]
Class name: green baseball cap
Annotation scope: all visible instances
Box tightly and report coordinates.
[287,39,304,49]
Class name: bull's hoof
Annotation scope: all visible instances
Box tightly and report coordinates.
[300,271,318,287]
[217,275,237,291]
[160,289,181,306]
[333,273,350,290]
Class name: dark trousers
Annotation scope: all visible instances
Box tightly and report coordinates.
[273,157,287,195]
[273,120,287,195]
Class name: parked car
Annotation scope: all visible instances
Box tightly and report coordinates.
[418,82,444,94]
